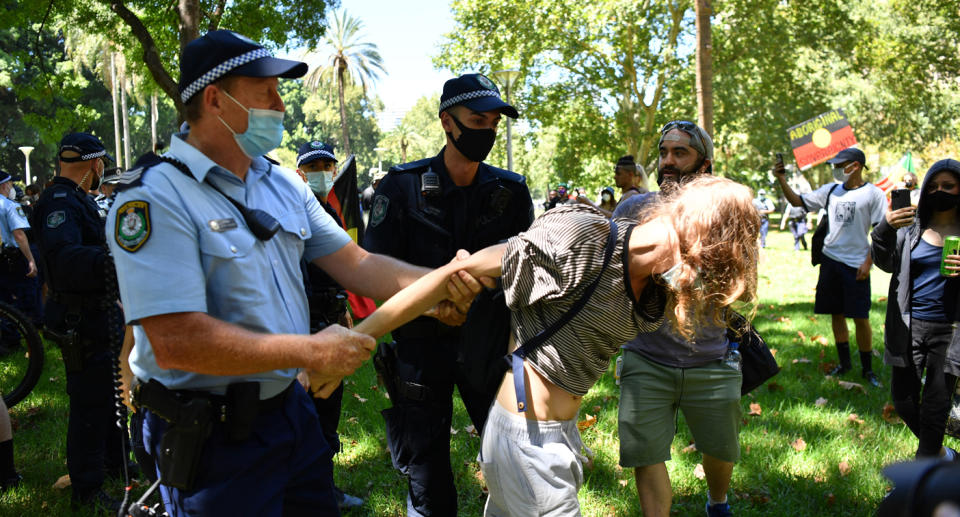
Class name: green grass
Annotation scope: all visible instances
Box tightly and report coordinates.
[0,224,924,516]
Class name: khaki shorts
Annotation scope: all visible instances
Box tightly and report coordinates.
[618,350,742,467]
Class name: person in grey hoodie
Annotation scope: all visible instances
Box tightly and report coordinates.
[872,158,960,459]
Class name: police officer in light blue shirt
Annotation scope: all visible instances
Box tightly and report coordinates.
[107,30,482,516]
[0,170,39,347]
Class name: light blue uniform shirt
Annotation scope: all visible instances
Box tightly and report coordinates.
[0,195,29,248]
[106,134,352,398]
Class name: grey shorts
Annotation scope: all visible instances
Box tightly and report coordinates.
[479,402,586,517]
[618,351,742,467]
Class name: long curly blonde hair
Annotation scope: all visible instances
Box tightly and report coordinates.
[645,175,760,338]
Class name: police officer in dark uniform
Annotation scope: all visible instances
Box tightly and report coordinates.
[363,73,534,517]
[294,140,364,510]
[32,132,125,510]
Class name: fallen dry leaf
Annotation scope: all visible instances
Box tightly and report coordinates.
[767,382,784,392]
[693,463,706,479]
[816,336,830,346]
[814,397,828,407]
[450,426,459,435]
[592,405,602,413]
[353,393,368,403]
[464,425,478,436]
[882,403,901,424]
[847,413,865,425]
[369,385,378,391]
[826,493,836,506]
[768,304,775,310]
[53,474,71,489]
[682,443,698,454]
[475,468,487,493]
[748,403,762,416]
[791,437,807,452]
[793,358,812,364]
[808,316,818,322]
[577,414,597,431]
[878,296,888,302]
[797,331,807,341]
[776,316,791,324]
[769,348,778,357]
[838,380,867,394]
[618,479,629,487]
[347,416,358,424]
[838,460,852,476]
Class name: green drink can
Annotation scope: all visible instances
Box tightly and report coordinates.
[942,236,960,276]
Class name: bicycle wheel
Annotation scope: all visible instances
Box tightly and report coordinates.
[0,301,44,408]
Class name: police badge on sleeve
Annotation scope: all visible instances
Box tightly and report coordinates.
[115,200,151,252]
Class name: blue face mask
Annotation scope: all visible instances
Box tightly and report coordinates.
[306,171,334,196]
[218,90,285,158]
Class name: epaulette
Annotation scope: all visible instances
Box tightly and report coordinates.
[389,157,433,174]
[263,154,280,166]
[485,164,527,184]
[113,153,165,192]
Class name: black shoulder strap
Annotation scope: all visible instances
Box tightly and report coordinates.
[509,219,619,411]
[156,156,281,241]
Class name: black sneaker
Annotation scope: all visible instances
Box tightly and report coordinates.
[336,486,364,510]
[0,473,22,494]
[828,364,851,376]
[863,371,882,388]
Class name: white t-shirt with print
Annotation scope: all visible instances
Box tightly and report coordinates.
[801,182,886,268]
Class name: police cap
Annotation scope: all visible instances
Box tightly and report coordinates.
[0,170,16,185]
[59,132,114,163]
[296,141,338,167]
[179,30,308,104]
[439,73,519,119]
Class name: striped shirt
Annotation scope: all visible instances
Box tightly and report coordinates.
[502,204,665,396]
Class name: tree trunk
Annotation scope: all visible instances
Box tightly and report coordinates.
[337,60,351,156]
[151,94,158,150]
[109,1,184,119]
[121,71,132,168]
[110,52,123,168]
[695,0,714,137]
[177,0,201,54]
[401,140,408,163]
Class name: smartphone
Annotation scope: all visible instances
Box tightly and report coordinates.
[776,152,784,167]
[891,189,911,210]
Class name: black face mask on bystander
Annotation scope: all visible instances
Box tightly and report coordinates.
[928,191,960,212]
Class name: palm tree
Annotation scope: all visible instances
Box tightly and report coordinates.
[303,10,385,157]
[381,121,425,163]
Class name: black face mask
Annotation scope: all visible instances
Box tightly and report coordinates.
[446,115,496,163]
[928,190,960,212]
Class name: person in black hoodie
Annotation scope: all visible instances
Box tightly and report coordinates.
[872,158,960,459]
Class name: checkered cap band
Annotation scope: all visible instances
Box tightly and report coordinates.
[180,48,273,103]
[81,150,106,160]
[439,90,500,112]
[297,149,336,166]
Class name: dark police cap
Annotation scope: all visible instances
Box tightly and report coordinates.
[59,132,114,163]
[0,170,18,184]
[297,141,338,167]
[438,73,519,119]
[179,30,308,104]
[826,147,868,169]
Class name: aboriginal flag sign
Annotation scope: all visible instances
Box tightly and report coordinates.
[328,155,377,318]
[787,109,858,171]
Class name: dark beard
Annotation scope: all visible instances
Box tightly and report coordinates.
[656,158,704,187]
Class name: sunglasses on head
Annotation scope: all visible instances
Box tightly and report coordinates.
[660,120,698,135]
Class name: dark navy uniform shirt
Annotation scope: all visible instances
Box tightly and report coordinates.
[32,176,112,338]
[363,148,534,335]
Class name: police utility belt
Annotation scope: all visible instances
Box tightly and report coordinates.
[130,377,294,490]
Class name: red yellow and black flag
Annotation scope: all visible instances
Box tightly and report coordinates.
[787,109,858,171]
[328,155,377,318]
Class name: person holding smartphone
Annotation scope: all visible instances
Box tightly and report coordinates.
[774,148,887,387]
[872,159,960,459]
